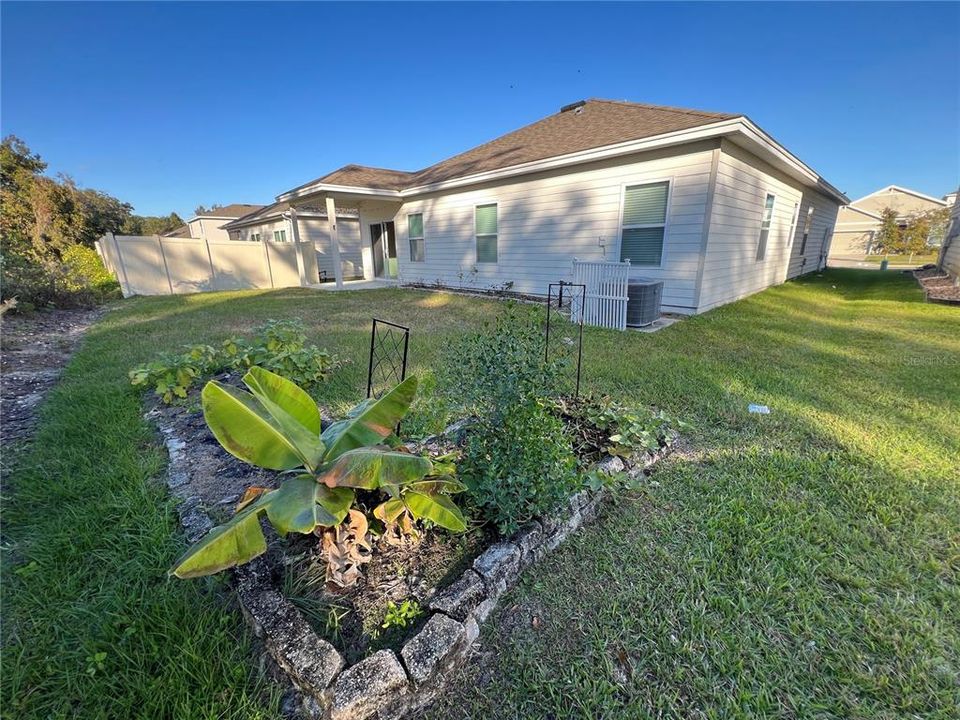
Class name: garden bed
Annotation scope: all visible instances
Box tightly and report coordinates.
[913,266,960,304]
[152,383,675,719]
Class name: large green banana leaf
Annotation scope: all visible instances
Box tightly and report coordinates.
[403,491,467,532]
[321,376,417,460]
[317,447,432,492]
[170,496,271,578]
[243,366,321,435]
[202,381,324,471]
[265,476,352,535]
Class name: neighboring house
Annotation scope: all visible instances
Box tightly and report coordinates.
[164,204,264,242]
[939,187,960,278]
[271,99,847,314]
[222,201,365,281]
[830,186,948,259]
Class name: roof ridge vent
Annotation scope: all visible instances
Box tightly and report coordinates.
[560,100,587,113]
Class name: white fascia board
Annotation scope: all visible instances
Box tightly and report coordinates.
[399,118,745,196]
[277,183,403,203]
[277,117,848,205]
[853,185,948,207]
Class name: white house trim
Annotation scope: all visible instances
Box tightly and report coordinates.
[277,118,848,206]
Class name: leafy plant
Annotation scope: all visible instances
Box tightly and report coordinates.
[381,599,422,630]
[448,303,578,534]
[170,369,466,582]
[554,394,686,462]
[130,318,339,404]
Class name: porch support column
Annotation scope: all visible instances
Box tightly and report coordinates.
[288,207,308,286]
[325,195,344,289]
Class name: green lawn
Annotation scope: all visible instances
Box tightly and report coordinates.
[3,270,958,719]
[860,253,939,265]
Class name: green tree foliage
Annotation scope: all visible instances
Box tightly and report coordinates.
[874,207,902,255]
[121,212,185,236]
[0,135,133,262]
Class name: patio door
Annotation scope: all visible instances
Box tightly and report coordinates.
[370,221,397,279]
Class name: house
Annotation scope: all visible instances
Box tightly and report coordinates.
[164,204,264,242]
[829,186,949,259]
[272,99,848,314]
[221,201,365,282]
[939,187,960,278]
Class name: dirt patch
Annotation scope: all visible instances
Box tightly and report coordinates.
[914,266,960,304]
[0,307,104,459]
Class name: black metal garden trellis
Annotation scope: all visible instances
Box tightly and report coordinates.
[545,281,585,397]
[366,318,410,400]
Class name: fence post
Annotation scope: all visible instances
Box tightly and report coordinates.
[201,232,217,289]
[108,232,132,297]
[155,235,175,295]
[261,237,276,288]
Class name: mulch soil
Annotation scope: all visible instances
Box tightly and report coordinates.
[913,267,960,303]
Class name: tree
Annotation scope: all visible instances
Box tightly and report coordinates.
[194,203,223,215]
[874,207,902,255]
[0,136,133,261]
[122,212,185,236]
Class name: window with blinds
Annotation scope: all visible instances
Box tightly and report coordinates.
[408,213,424,262]
[620,181,668,265]
[475,203,498,263]
[756,193,775,260]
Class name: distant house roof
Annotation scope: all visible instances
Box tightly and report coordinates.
[851,185,948,208]
[221,200,359,230]
[163,224,192,238]
[283,99,737,196]
[193,203,265,219]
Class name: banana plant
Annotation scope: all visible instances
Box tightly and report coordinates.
[171,367,466,579]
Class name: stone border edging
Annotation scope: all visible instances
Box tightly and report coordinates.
[156,405,675,719]
[234,438,676,720]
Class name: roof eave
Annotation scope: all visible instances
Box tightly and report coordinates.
[277,183,403,203]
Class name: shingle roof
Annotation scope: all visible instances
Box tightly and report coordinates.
[194,203,265,218]
[222,200,360,230]
[163,224,192,238]
[287,99,737,194]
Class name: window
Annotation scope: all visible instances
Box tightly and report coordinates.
[799,207,814,254]
[756,193,776,261]
[251,232,261,242]
[619,181,669,265]
[786,202,800,247]
[475,203,498,263]
[273,229,287,242]
[408,213,425,262]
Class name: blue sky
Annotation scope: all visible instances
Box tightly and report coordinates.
[2,2,957,217]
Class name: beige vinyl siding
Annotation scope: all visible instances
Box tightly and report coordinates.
[300,217,363,280]
[236,216,363,281]
[939,199,960,277]
[696,140,839,312]
[396,140,719,313]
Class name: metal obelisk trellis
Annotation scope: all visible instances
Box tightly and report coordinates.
[545,281,586,396]
[366,319,410,400]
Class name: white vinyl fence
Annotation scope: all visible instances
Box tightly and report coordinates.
[571,258,631,331]
[96,232,318,297]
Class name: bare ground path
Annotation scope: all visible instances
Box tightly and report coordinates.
[1,308,104,464]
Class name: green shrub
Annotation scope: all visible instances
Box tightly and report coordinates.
[447,302,579,534]
[0,247,120,310]
[130,318,340,404]
[461,400,578,534]
[60,245,121,300]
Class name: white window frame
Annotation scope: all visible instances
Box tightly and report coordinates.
[407,212,425,263]
[474,202,498,264]
[786,201,801,247]
[251,232,261,242]
[800,206,815,255]
[756,192,776,261]
[273,229,287,242]
[616,177,673,269]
